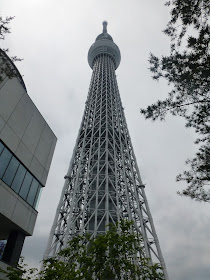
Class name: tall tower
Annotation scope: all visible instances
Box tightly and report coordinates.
[44,22,168,279]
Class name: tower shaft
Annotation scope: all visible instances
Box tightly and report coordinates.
[44,23,169,279]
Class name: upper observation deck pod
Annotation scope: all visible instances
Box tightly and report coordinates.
[88,21,121,70]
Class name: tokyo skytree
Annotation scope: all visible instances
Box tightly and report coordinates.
[44,21,169,279]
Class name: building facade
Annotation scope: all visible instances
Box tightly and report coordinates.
[0,50,57,271]
[44,22,169,279]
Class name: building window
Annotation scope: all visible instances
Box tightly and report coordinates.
[11,165,27,193]
[0,240,7,260]
[34,185,42,209]
[0,142,4,154]
[0,141,43,209]
[2,157,20,186]
[19,172,33,200]
[0,148,12,178]
[27,178,39,206]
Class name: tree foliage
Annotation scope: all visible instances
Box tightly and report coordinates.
[0,222,164,280]
[140,0,210,202]
[0,257,38,280]
[0,16,22,83]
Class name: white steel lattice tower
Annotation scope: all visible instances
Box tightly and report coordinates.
[44,22,169,279]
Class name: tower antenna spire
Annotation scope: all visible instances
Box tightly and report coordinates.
[102,20,108,33]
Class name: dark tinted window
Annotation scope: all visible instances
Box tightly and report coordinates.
[34,185,42,209]
[27,178,39,206]
[0,149,12,178]
[0,142,4,155]
[19,172,33,200]
[2,157,19,186]
[11,165,26,193]
[0,141,42,209]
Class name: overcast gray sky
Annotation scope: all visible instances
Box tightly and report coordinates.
[1,0,210,279]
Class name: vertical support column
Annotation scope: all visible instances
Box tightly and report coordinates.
[2,230,25,266]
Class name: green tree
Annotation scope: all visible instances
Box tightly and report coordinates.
[0,16,22,83]
[40,221,164,280]
[140,0,210,202]
[0,257,38,280]
[0,221,164,280]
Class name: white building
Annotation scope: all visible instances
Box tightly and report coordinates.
[0,50,57,272]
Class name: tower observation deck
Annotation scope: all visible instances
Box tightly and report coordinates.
[44,21,169,279]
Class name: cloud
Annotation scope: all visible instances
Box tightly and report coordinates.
[2,0,210,278]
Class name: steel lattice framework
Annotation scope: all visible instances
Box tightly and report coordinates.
[44,22,169,279]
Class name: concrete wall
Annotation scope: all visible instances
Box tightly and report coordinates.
[0,77,57,186]
[0,69,56,236]
[0,260,9,279]
[0,260,20,279]
[0,180,37,237]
